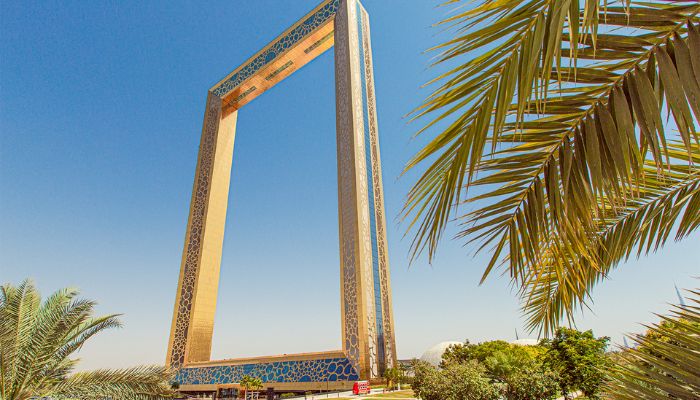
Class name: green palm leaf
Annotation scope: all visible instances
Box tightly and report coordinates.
[605,287,700,398]
[49,366,175,400]
[405,0,700,333]
[0,279,174,400]
[519,142,700,334]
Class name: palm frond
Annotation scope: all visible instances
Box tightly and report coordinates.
[405,0,700,332]
[404,0,604,262]
[519,142,700,334]
[0,279,173,400]
[48,365,174,400]
[0,279,41,400]
[605,287,700,398]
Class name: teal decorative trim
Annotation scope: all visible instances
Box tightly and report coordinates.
[304,31,334,54]
[211,0,339,98]
[265,61,293,81]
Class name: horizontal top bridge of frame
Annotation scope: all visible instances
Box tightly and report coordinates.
[210,0,339,112]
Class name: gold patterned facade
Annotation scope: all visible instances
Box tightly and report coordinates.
[166,0,396,390]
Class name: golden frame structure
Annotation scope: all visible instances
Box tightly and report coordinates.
[166,0,396,392]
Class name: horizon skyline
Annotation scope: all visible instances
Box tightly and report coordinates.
[1,0,698,372]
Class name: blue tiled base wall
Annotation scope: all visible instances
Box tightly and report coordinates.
[176,357,359,385]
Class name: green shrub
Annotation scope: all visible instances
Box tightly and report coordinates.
[412,361,499,400]
[542,328,610,399]
[445,362,500,400]
[384,366,404,390]
[442,340,512,366]
[442,340,547,374]
[483,348,537,382]
[411,361,441,400]
[502,366,560,400]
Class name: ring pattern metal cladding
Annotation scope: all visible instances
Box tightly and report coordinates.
[359,6,396,370]
[166,0,396,390]
[351,1,378,378]
[333,2,362,376]
[177,357,359,385]
[169,94,223,368]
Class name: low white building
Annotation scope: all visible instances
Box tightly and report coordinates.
[419,341,463,366]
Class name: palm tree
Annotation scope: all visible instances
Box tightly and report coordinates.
[0,279,174,400]
[404,0,700,334]
[605,287,700,398]
[239,375,263,400]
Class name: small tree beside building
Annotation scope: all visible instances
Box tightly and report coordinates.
[239,375,263,400]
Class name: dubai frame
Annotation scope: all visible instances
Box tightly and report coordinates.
[167,0,397,393]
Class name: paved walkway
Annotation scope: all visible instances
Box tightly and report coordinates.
[286,388,578,400]
[284,388,416,400]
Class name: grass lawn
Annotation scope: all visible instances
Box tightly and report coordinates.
[296,389,416,400]
[366,389,416,398]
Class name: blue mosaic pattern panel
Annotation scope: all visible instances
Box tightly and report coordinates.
[211,0,340,98]
[176,357,359,385]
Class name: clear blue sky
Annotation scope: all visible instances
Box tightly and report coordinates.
[1,0,698,371]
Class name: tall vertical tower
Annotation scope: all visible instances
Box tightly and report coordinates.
[166,0,396,388]
[334,0,397,379]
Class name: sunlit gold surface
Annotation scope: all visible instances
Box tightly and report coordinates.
[167,0,396,389]
[166,95,238,366]
[220,20,335,113]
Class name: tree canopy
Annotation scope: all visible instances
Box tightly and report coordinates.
[0,279,174,400]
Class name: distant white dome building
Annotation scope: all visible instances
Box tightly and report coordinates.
[420,341,462,366]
